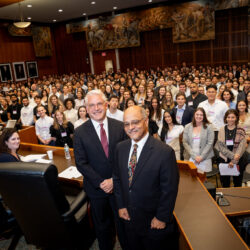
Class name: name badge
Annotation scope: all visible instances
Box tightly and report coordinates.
[176,116,181,122]
[23,112,27,116]
[13,110,17,114]
[208,110,214,115]
[61,132,67,137]
[188,101,193,106]
[226,140,234,146]
[0,110,3,114]
[166,137,172,143]
[193,136,200,141]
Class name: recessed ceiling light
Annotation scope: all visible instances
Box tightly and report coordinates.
[91,1,96,4]
[82,13,87,16]
[53,19,57,22]
[113,6,117,10]
[27,17,32,20]
[27,5,32,8]
[58,9,63,12]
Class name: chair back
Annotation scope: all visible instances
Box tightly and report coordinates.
[0,162,76,249]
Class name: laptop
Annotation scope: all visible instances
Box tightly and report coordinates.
[6,120,17,128]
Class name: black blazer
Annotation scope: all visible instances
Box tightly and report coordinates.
[0,153,20,162]
[113,136,179,234]
[74,117,127,198]
[171,105,194,126]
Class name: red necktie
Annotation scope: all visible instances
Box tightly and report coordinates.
[100,123,109,158]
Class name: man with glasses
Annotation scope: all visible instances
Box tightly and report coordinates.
[113,106,179,250]
[74,90,127,250]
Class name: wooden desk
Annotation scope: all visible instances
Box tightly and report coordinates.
[175,169,249,250]
[19,143,248,250]
[216,187,250,216]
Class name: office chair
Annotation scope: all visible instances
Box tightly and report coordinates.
[0,162,94,250]
[0,197,22,250]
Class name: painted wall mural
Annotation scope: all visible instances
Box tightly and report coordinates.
[66,0,215,50]
[32,26,52,57]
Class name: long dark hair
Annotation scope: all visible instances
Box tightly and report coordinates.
[224,109,239,125]
[0,128,19,153]
[192,107,210,129]
[149,97,162,121]
[160,110,179,141]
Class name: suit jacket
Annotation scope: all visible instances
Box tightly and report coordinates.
[113,135,179,235]
[183,123,214,160]
[74,117,127,198]
[171,105,194,126]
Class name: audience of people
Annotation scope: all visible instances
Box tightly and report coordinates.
[0,63,249,187]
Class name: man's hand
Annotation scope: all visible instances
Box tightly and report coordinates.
[118,208,130,221]
[151,217,166,229]
[100,178,113,193]
[228,162,234,168]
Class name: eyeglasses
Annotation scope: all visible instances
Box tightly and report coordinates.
[124,119,144,128]
[88,102,105,109]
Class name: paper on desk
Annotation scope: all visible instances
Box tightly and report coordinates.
[58,166,82,179]
[20,154,47,162]
[219,163,240,176]
[36,159,52,164]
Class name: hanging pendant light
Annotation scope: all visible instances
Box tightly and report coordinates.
[13,2,31,28]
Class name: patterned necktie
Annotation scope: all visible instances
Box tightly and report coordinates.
[100,123,109,158]
[128,144,138,186]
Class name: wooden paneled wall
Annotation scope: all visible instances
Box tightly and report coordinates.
[119,7,249,71]
[0,25,58,77]
[0,7,248,77]
[53,24,90,75]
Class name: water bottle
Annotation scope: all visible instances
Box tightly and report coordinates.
[64,143,71,160]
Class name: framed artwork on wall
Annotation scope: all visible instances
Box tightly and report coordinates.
[0,63,13,82]
[26,61,38,78]
[13,62,27,81]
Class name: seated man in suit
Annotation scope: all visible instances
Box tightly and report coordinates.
[113,106,179,250]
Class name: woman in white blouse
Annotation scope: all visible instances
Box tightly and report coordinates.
[63,98,78,125]
[74,106,89,129]
[75,91,85,110]
[160,110,184,160]
[183,107,214,172]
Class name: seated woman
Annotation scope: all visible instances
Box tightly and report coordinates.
[48,94,64,118]
[0,128,20,162]
[221,90,236,109]
[74,106,89,129]
[50,110,74,148]
[183,108,214,172]
[215,109,247,187]
[160,110,184,160]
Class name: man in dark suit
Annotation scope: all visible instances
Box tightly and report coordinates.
[171,92,194,126]
[74,90,127,250]
[113,106,179,250]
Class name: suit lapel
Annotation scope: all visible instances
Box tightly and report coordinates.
[130,136,153,187]
[86,120,107,158]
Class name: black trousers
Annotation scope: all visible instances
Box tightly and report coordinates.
[124,222,178,250]
[89,195,127,250]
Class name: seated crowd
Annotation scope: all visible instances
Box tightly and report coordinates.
[0,63,249,187]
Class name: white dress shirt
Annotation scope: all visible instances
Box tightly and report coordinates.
[91,117,109,143]
[128,133,149,165]
[64,109,78,125]
[198,99,229,131]
[35,115,54,140]
[107,109,124,122]
[20,105,34,125]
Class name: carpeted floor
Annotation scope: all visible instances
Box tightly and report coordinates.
[0,237,122,250]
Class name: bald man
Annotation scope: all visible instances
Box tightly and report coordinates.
[113,106,179,250]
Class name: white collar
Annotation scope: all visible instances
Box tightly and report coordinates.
[91,116,108,129]
[131,132,149,149]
